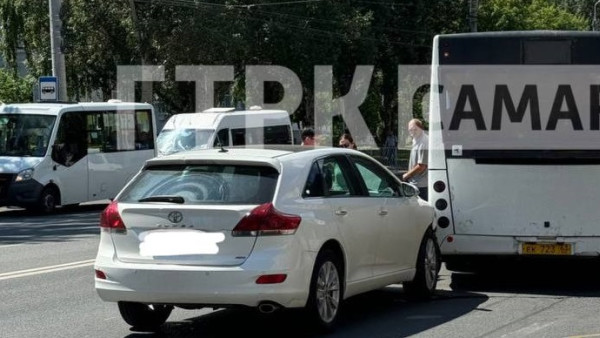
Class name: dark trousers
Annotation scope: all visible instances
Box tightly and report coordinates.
[419,187,428,201]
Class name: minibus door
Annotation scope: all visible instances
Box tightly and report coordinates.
[50,111,88,205]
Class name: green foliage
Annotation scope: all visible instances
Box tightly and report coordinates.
[61,0,138,100]
[0,69,34,103]
[0,0,50,77]
[479,0,588,31]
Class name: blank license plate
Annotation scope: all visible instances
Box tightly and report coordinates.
[521,243,572,255]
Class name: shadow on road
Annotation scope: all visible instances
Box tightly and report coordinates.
[122,286,488,338]
[0,203,107,245]
[449,260,600,297]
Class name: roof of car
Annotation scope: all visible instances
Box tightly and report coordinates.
[144,145,359,168]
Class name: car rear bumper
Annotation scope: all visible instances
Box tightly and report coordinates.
[94,236,317,308]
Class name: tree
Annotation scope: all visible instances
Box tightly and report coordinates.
[479,0,588,31]
[0,69,34,102]
[61,0,138,100]
[0,0,51,77]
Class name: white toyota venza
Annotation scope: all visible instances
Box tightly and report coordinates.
[94,146,439,331]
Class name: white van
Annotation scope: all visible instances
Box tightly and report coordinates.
[0,101,156,212]
[156,107,293,156]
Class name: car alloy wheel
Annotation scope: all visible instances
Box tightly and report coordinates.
[316,260,341,323]
[307,249,343,330]
[403,230,440,300]
[424,237,439,291]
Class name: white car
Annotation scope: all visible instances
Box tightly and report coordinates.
[94,146,439,331]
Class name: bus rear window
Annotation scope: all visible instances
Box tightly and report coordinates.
[523,40,571,64]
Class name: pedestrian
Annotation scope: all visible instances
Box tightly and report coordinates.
[402,119,428,200]
[383,129,398,168]
[301,128,317,146]
[338,133,357,149]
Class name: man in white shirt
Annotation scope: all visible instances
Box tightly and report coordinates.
[402,119,428,200]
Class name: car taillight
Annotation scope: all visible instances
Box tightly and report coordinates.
[95,269,107,280]
[232,203,301,237]
[256,274,287,284]
[100,201,126,233]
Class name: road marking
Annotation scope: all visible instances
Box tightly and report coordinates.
[500,322,553,337]
[0,259,95,281]
[568,334,600,338]
[0,243,24,249]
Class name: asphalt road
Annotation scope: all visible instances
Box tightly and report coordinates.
[1,204,600,338]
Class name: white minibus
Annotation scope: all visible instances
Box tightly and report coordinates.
[156,107,293,156]
[0,101,156,212]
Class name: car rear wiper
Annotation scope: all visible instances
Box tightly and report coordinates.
[138,195,185,204]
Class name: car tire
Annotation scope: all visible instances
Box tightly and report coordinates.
[34,187,59,214]
[305,249,343,331]
[403,229,440,300]
[118,301,173,331]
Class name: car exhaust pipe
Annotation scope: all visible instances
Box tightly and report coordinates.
[258,301,280,314]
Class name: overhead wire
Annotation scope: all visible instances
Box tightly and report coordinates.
[133,0,432,48]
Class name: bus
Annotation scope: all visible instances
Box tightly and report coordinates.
[0,101,156,213]
[428,31,600,271]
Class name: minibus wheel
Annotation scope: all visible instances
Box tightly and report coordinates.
[37,187,59,213]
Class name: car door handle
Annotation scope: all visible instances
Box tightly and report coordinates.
[378,209,388,216]
[335,209,348,216]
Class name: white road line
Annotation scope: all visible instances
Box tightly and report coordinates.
[0,243,24,249]
[500,322,554,338]
[0,259,95,281]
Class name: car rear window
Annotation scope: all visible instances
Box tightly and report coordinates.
[118,164,279,205]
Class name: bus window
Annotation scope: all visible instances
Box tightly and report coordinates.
[52,112,87,167]
[135,110,154,150]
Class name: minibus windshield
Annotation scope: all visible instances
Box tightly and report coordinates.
[0,114,56,157]
[156,128,214,156]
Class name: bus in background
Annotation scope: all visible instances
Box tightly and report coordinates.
[428,31,600,271]
[0,101,156,213]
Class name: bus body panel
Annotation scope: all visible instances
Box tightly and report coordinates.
[446,158,600,237]
[87,149,152,201]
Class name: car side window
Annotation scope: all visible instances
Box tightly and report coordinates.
[351,156,399,197]
[303,161,326,198]
[322,157,352,197]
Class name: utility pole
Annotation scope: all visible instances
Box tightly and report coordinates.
[469,0,478,32]
[594,0,600,31]
[129,0,152,103]
[49,0,67,101]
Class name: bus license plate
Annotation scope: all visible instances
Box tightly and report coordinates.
[521,243,572,255]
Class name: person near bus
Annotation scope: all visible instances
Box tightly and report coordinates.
[402,118,428,200]
[301,128,317,146]
[382,129,398,168]
[338,133,357,149]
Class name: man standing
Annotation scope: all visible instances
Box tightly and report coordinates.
[301,128,316,146]
[402,119,428,200]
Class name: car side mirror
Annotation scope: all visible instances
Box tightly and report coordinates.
[401,182,419,198]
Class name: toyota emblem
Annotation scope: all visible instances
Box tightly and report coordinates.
[168,211,183,223]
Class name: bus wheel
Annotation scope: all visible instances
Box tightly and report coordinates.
[37,187,59,213]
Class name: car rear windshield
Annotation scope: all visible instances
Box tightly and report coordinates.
[118,164,279,205]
